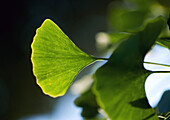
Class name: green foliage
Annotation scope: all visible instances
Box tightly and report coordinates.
[108,32,131,44]
[74,89,99,118]
[109,9,146,31]
[31,0,170,119]
[156,15,170,50]
[157,38,170,50]
[168,15,170,29]
[108,0,168,32]
[31,19,97,97]
[93,17,165,120]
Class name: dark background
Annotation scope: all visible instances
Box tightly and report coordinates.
[0,0,113,119]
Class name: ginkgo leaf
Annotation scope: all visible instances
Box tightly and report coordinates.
[31,19,97,97]
[93,17,165,120]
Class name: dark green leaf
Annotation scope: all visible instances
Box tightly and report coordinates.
[168,14,170,29]
[109,8,147,31]
[109,32,131,44]
[31,19,97,97]
[158,0,170,8]
[93,17,165,120]
[129,97,151,109]
[75,89,99,118]
[157,38,170,50]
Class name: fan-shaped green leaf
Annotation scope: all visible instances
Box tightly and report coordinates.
[93,17,165,120]
[31,19,97,97]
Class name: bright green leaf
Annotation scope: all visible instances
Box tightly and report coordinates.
[93,17,165,120]
[31,19,97,97]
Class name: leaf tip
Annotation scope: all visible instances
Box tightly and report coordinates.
[42,18,53,25]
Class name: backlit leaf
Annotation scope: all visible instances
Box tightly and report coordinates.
[31,19,97,97]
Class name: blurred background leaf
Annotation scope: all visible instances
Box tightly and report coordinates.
[74,88,99,118]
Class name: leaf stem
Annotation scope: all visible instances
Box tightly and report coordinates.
[145,61,170,73]
[96,57,109,61]
[144,62,170,68]
[95,59,170,72]
[158,111,170,120]
[166,115,170,120]
[151,71,170,73]
[165,111,170,119]
[158,115,166,119]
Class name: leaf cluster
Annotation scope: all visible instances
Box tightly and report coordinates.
[31,0,170,119]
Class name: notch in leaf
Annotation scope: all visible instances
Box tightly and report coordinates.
[31,19,97,97]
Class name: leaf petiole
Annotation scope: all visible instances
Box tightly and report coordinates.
[144,62,170,68]
[96,57,109,61]
[158,111,170,120]
[151,71,170,73]
[96,58,170,69]
[144,62,170,73]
